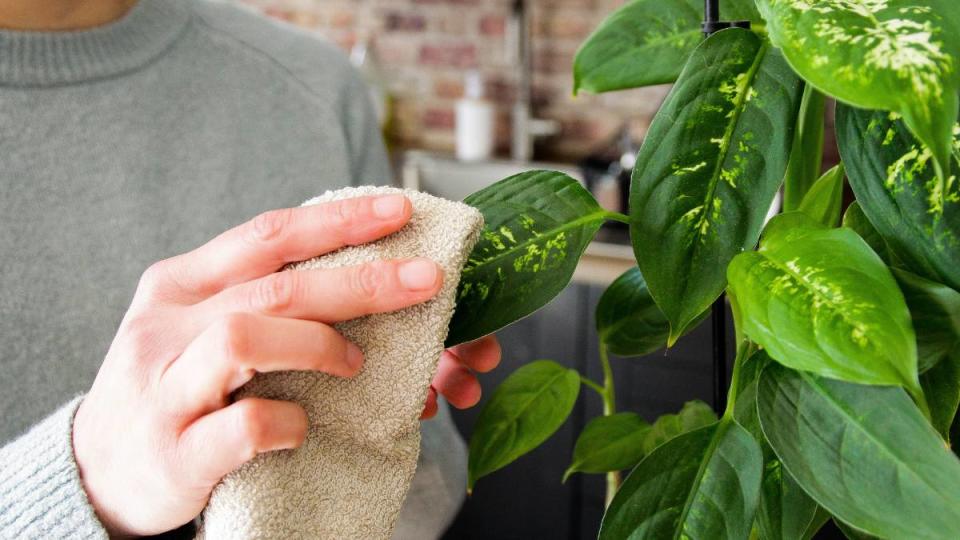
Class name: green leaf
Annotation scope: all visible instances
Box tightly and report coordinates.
[599,420,763,540]
[756,0,960,182]
[572,0,762,94]
[630,28,803,342]
[841,201,899,265]
[920,350,960,441]
[733,351,827,540]
[642,400,717,455]
[467,360,580,491]
[757,363,960,540]
[836,103,960,292]
[563,412,650,481]
[572,0,702,94]
[757,460,828,540]
[448,171,608,346]
[596,267,671,356]
[834,519,879,540]
[892,268,960,373]
[727,216,921,396]
[797,164,845,227]
[783,85,826,212]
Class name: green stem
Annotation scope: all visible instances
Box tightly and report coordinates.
[604,211,631,225]
[580,376,605,396]
[600,344,616,416]
[722,340,757,420]
[599,343,620,507]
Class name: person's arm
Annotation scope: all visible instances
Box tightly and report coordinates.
[0,398,108,539]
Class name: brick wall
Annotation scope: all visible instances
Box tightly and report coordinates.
[241,0,671,161]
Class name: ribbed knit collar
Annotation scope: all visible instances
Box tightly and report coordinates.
[0,0,191,87]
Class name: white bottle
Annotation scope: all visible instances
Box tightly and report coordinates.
[456,71,495,162]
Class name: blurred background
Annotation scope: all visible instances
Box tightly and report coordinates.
[235,1,838,538]
[241,0,669,161]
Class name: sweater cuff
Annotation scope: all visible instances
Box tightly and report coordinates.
[0,396,108,539]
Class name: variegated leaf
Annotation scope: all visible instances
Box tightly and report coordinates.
[756,0,960,181]
[727,214,921,398]
[447,171,610,345]
[836,103,960,291]
[630,28,803,342]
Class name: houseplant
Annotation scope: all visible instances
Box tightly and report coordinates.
[445,0,960,538]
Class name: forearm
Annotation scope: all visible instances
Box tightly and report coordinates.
[0,396,107,540]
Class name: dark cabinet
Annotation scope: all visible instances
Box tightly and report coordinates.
[443,283,729,539]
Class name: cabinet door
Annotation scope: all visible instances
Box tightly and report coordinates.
[444,283,729,539]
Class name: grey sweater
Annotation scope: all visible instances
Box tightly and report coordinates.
[0,1,466,538]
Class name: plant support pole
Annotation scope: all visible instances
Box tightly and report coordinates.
[702,0,749,415]
[705,0,727,416]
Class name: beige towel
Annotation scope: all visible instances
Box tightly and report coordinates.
[198,187,483,540]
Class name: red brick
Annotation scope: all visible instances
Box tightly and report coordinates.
[479,14,506,36]
[434,77,465,99]
[419,43,478,68]
[422,107,456,130]
[533,48,575,75]
[385,12,427,32]
[328,9,354,28]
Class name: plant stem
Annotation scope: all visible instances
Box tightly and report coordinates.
[722,340,756,420]
[580,375,605,396]
[600,344,616,416]
[604,211,631,225]
[599,343,621,507]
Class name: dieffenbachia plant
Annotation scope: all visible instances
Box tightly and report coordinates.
[447,0,960,538]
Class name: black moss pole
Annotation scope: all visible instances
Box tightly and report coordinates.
[703,0,750,415]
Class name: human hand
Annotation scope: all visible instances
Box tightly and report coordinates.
[73,194,448,536]
[422,335,501,419]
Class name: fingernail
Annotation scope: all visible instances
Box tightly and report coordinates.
[373,195,406,219]
[346,342,364,371]
[398,259,440,291]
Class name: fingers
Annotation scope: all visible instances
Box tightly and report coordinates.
[138,195,413,301]
[432,350,482,409]
[178,398,308,485]
[450,335,501,373]
[420,387,439,420]
[161,312,363,417]
[195,258,443,326]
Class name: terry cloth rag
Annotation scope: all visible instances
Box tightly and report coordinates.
[197,186,483,539]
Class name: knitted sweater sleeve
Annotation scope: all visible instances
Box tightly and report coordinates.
[0,396,108,539]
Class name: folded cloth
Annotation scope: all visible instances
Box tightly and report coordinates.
[197,186,483,540]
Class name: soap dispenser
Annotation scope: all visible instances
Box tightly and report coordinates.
[455,70,495,162]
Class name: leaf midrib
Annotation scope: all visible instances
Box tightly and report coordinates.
[671,420,729,540]
[475,367,573,472]
[461,210,610,277]
[754,247,905,380]
[689,38,770,253]
[796,370,960,521]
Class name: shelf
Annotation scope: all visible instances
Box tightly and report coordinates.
[573,241,635,285]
